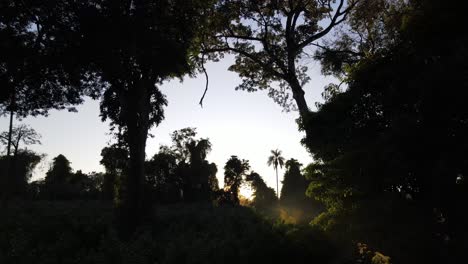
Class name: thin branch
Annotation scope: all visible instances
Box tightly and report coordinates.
[297,0,359,51]
[216,33,263,42]
[203,45,285,80]
[198,53,209,107]
[311,42,365,57]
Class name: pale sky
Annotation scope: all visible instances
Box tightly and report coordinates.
[0,55,334,194]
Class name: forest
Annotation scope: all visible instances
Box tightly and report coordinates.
[1,0,467,263]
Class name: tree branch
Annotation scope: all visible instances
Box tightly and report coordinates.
[203,45,285,80]
[198,53,209,107]
[312,42,365,57]
[296,0,359,51]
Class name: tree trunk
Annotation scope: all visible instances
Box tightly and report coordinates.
[289,77,310,119]
[276,167,279,198]
[119,77,152,237]
[6,107,14,157]
[288,76,317,152]
[4,94,15,199]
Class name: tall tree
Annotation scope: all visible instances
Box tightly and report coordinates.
[100,144,129,201]
[267,149,285,197]
[150,128,219,202]
[145,151,179,202]
[0,0,92,157]
[0,150,42,197]
[45,154,73,184]
[224,155,250,204]
[280,159,305,204]
[203,0,359,140]
[57,0,214,230]
[186,138,218,200]
[246,172,277,212]
[44,154,75,199]
[304,0,468,262]
[0,125,41,157]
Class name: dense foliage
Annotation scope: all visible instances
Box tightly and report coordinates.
[0,202,336,264]
[302,0,468,262]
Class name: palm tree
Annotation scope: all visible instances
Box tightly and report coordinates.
[267,149,285,198]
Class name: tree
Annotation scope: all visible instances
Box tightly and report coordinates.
[100,144,129,201]
[280,159,306,204]
[0,150,42,197]
[0,0,93,157]
[203,0,359,140]
[169,127,198,163]
[0,124,41,197]
[186,138,219,200]
[68,170,103,199]
[0,125,41,157]
[281,159,323,223]
[44,154,74,199]
[224,155,250,204]
[267,149,285,197]
[245,172,277,212]
[57,0,214,229]
[303,0,468,262]
[145,151,179,202]
[147,128,219,202]
[45,154,72,184]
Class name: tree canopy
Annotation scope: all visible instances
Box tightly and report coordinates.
[303,0,468,262]
[224,155,250,205]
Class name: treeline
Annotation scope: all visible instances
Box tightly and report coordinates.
[1,126,318,222]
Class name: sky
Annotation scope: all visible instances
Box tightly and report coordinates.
[0,55,334,195]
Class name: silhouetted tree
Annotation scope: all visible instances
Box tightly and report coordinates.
[224,156,250,205]
[44,154,74,199]
[203,0,359,141]
[246,172,277,212]
[0,125,41,157]
[64,170,102,199]
[169,127,198,163]
[0,0,93,157]
[0,125,42,198]
[0,150,42,197]
[281,159,323,223]
[267,149,285,197]
[55,1,216,230]
[280,159,306,204]
[145,151,179,203]
[303,0,468,262]
[100,145,129,201]
[186,138,218,200]
[147,128,219,202]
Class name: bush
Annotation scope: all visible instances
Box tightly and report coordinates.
[0,201,337,264]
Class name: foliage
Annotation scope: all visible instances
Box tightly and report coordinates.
[280,159,323,224]
[0,0,90,118]
[0,124,41,155]
[224,156,250,204]
[146,128,219,203]
[245,172,277,215]
[302,0,468,262]
[204,0,359,117]
[280,159,305,203]
[267,148,285,197]
[22,0,216,230]
[0,150,42,197]
[100,144,129,201]
[0,202,337,264]
[40,154,102,200]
